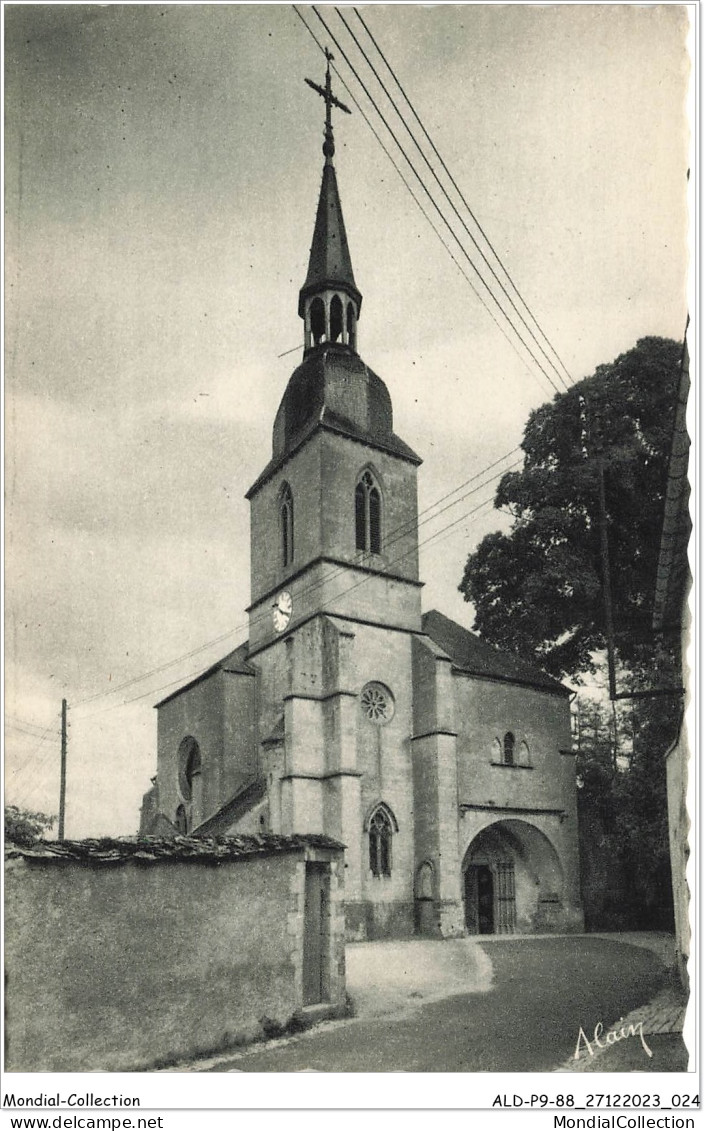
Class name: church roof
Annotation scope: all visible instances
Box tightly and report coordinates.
[154,641,254,707]
[422,610,569,696]
[247,344,420,497]
[298,162,361,316]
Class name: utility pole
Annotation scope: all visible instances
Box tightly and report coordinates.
[58,699,67,841]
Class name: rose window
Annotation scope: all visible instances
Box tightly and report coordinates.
[360,682,394,724]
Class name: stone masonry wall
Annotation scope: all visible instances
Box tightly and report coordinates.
[5,843,345,1072]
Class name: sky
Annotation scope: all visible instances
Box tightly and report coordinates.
[4,3,690,837]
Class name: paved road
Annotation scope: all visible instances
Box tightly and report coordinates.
[203,938,674,1073]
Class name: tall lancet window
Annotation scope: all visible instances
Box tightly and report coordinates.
[280,483,294,567]
[503,732,515,766]
[346,303,356,350]
[310,298,325,347]
[330,295,343,342]
[355,470,382,554]
[367,803,397,877]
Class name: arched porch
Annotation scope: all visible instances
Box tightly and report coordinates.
[461,818,566,935]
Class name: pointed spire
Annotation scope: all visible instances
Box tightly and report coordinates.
[299,162,360,309]
[299,50,362,352]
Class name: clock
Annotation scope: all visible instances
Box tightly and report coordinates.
[272,591,293,633]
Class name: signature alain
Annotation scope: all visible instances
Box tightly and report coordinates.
[575,1018,653,1061]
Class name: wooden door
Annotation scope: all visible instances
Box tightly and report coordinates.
[495,861,516,934]
[464,865,494,933]
[464,865,479,932]
[476,865,495,934]
[303,864,328,1006]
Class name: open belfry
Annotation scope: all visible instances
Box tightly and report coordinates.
[141,53,583,940]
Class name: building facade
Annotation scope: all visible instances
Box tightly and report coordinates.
[141,62,583,940]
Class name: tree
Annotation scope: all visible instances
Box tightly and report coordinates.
[4,805,55,846]
[460,336,684,931]
[459,337,682,679]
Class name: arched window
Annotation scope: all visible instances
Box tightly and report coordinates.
[503,732,515,766]
[185,744,201,795]
[492,737,502,763]
[368,804,396,877]
[177,736,203,832]
[310,297,325,346]
[355,470,382,554]
[519,739,531,766]
[330,294,343,342]
[347,302,356,350]
[416,860,434,899]
[280,482,294,567]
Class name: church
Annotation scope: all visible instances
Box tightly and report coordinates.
[140,58,583,941]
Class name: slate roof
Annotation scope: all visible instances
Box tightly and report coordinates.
[248,345,420,497]
[154,640,254,708]
[298,162,361,315]
[6,833,344,866]
[422,610,569,696]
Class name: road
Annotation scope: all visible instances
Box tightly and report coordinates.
[200,937,679,1073]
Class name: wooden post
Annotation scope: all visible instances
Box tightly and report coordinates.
[58,699,67,841]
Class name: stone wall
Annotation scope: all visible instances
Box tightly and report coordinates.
[5,837,345,1072]
[666,733,690,988]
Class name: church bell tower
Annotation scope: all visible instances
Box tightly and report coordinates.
[246,51,423,654]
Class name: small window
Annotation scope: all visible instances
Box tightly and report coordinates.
[368,805,394,877]
[355,470,382,554]
[175,805,187,835]
[280,483,294,568]
[503,732,515,766]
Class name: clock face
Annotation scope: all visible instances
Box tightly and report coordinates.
[272,591,293,633]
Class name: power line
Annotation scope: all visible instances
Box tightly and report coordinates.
[73,623,250,709]
[73,448,521,717]
[292,6,557,399]
[9,732,60,811]
[335,6,570,393]
[75,477,509,721]
[352,6,573,390]
[73,10,573,717]
[309,5,564,397]
[6,715,61,738]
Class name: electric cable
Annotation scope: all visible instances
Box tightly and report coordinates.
[73,440,522,713]
[335,6,570,392]
[352,6,573,389]
[309,5,564,396]
[74,480,510,721]
[292,6,556,399]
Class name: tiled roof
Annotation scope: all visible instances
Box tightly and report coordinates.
[6,833,344,866]
[422,610,569,696]
[298,162,361,314]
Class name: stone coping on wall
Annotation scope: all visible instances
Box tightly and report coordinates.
[5,833,345,866]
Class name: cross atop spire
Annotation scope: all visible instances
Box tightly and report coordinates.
[304,48,351,165]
